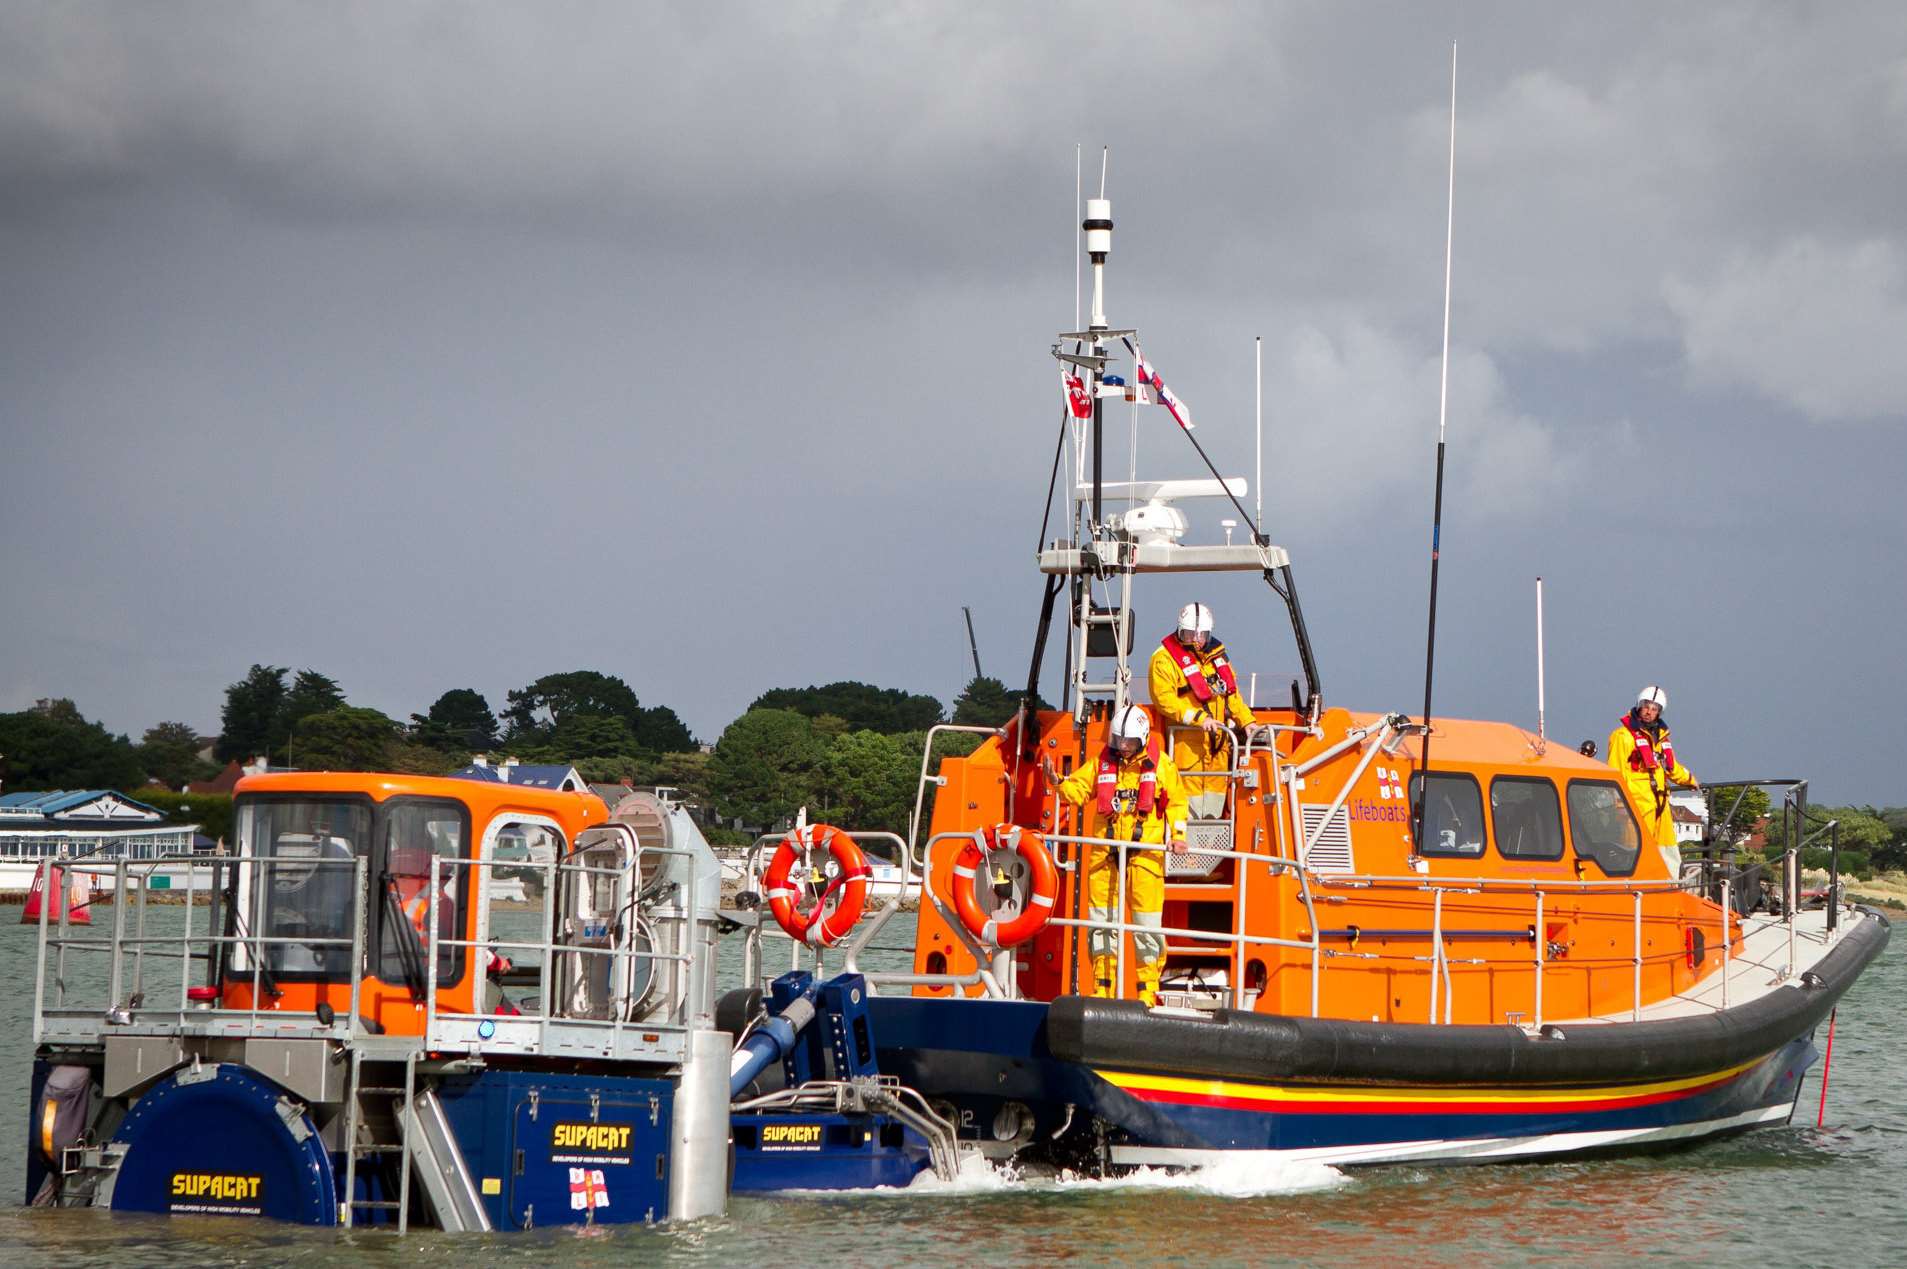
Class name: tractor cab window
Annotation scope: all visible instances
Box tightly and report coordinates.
[376,799,471,988]
[239,797,371,980]
[1567,780,1642,877]
[1410,771,1487,857]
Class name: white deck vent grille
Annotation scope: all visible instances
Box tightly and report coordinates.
[1300,804,1355,874]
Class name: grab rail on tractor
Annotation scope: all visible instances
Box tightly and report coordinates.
[421,846,707,1063]
[32,853,371,1048]
[29,843,716,1067]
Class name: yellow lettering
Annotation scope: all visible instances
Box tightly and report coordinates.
[169,1172,262,1203]
[552,1122,633,1152]
[761,1124,822,1144]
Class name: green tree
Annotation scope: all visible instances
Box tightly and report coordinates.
[0,703,145,791]
[138,721,215,790]
[1875,807,1907,874]
[216,664,287,762]
[708,709,829,828]
[634,704,697,753]
[290,706,402,771]
[950,675,1051,727]
[820,729,919,834]
[544,713,640,760]
[1761,804,1893,875]
[748,681,944,734]
[503,670,645,744]
[411,688,499,753]
[1704,784,1771,843]
[651,750,714,804]
[276,670,347,758]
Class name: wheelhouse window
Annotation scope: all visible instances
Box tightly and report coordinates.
[1410,771,1487,857]
[1490,777,1565,861]
[1567,779,1641,876]
[376,798,470,989]
[239,797,371,980]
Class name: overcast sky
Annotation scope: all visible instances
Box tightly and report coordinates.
[3,3,1904,804]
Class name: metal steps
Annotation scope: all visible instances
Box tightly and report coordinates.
[337,1048,492,1233]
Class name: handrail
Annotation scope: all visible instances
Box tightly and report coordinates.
[33,852,370,1043]
[911,828,1313,1006]
[737,829,913,990]
[423,847,704,1054]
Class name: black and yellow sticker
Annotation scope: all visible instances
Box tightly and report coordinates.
[550,1121,634,1165]
[168,1172,263,1214]
[758,1123,823,1151]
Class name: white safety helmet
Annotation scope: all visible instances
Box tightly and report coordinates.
[1110,704,1151,752]
[1177,602,1214,639]
[1636,685,1668,711]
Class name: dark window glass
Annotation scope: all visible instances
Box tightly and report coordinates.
[1490,778,1565,860]
[377,799,470,988]
[1567,779,1641,876]
[1409,771,1487,857]
[242,797,371,980]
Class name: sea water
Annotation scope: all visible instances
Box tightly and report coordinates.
[1,906,1900,1267]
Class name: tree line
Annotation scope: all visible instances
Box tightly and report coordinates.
[0,670,1044,843]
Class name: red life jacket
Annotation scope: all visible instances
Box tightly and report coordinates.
[1619,713,1675,777]
[1096,733,1164,817]
[1161,633,1239,705]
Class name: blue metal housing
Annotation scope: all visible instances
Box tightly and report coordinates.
[109,1064,336,1225]
[433,1069,675,1228]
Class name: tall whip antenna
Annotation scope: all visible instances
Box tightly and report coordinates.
[1074,144,1083,333]
[1414,42,1458,849]
[1255,335,1264,535]
[1535,577,1548,753]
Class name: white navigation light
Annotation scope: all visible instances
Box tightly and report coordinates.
[1084,197,1112,331]
[1084,198,1113,257]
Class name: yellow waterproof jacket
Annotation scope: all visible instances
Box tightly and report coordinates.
[1147,642,1256,731]
[1057,747,1190,845]
[1607,716,1694,844]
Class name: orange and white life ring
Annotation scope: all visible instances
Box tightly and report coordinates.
[764,824,871,946]
[949,824,1058,949]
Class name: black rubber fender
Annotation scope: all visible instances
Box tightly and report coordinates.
[1048,907,1889,1087]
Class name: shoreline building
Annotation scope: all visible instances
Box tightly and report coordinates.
[0,790,203,895]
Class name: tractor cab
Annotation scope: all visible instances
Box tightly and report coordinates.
[221,772,610,1036]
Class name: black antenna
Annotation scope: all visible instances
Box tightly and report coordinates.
[1415,44,1458,850]
[962,607,984,680]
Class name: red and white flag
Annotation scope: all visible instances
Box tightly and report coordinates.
[1125,340,1194,430]
[1061,370,1092,419]
[569,1167,610,1210]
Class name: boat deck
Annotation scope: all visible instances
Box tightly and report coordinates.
[1575,903,1860,1025]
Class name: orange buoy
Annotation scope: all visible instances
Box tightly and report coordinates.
[22,862,92,925]
[949,824,1057,949]
[763,824,871,946]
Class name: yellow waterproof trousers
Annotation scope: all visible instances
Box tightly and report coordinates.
[1086,841,1165,1004]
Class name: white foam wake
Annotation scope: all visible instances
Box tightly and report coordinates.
[894,1149,1347,1198]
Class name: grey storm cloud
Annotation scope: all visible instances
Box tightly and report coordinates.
[2,2,1904,802]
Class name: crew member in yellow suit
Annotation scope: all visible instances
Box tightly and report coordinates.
[1148,602,1259,818]
[1044,704,1188,1006]
[1607,684,1699,873]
